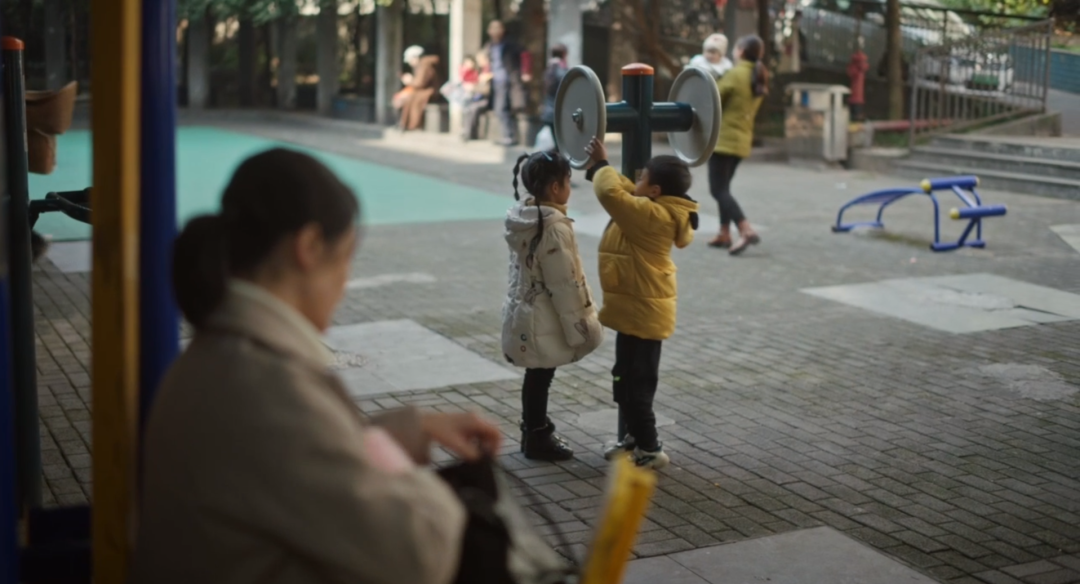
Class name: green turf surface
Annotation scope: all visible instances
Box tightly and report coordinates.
[28,126,511,241]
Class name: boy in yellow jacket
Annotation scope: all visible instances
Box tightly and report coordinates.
[584,138,699,470]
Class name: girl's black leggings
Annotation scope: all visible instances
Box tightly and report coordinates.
[707,153,746,228]
[522,368,556,430]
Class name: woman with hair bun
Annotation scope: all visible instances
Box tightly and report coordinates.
[133,148,501,584]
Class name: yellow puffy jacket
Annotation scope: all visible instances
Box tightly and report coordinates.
[593,165,698,341]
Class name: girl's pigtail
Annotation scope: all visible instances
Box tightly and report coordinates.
[511,153,530,201]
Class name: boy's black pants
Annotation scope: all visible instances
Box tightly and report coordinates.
[612,332,663,452]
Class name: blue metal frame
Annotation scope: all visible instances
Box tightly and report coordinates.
[139,0,179,440]
[831,176,1006,252]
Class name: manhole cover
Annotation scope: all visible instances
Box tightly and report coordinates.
[978,363,1078,401]
[915,287,1016,311]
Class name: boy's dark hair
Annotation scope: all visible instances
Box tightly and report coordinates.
[512,150,572,255]
[645,155,698,230]
[645,155,692,196]
[551,43,568,59]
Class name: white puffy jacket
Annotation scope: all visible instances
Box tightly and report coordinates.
[502,201,604,369]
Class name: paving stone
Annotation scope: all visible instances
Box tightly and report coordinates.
[622,556,711,584]
[1051,557,1080,573]
[668,527,938,584]
[1003,561,1065,579]
[1023,569,1080,584]
[974,570,1026,584]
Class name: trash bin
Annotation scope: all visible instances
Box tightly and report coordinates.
[785,83,851,163]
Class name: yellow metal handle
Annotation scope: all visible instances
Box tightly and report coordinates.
[580,457,658,584]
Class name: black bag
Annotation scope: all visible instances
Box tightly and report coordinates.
[437,458,577,584]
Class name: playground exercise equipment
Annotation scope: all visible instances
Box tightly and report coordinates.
[3,36,94,584]
[4,0,179,576]
[553,63,722,179]
[831,175,1006,252]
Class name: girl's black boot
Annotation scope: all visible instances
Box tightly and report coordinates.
[520,418,574,462]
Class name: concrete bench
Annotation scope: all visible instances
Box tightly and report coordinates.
[424,103,449,134]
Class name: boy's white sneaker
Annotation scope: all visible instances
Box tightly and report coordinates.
[603,435,637,460]
[632,445,670,470]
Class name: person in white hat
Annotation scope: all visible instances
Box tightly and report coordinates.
[689,33,734,79]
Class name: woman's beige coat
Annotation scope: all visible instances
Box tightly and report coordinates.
[132,283,466,584]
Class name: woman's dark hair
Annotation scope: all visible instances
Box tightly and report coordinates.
[551,44,568,60]
[737,35,769,97]
[172,148,360,328]
[511,150,571,255]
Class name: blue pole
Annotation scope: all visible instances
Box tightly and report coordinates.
[139,0,179,441]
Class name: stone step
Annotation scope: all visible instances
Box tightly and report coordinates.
[893,159,1080,201]
[928,134,1080,164]
[908,146,1080,182]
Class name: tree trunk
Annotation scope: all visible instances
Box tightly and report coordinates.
[317,0,340,115]
[623,0,681,82]
[43,0,66,90]
[724,0,739,55]
[757,0,771,63]
[886,0,903,120]
[354,13,366,94]
[238,18,257,107]
[261,23,274,107]
[187,10,210,109]
[276,16,299,109]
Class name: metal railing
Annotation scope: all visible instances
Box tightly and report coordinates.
[907,19,1054,146]
[789,0,1045,76]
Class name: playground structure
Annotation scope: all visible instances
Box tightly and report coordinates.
[1,0,179,579]
[832,175,1007,252]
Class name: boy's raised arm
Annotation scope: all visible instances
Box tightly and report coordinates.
[584,139,659,238]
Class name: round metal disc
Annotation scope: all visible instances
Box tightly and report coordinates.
[554,65,607,170]
[667,66,722,167]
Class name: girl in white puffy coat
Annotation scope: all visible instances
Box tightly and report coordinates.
[502,151,604,461]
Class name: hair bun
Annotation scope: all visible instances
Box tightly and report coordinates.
[172,214,230,328]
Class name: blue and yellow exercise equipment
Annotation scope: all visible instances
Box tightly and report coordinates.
[1,0,179,579]
[831,175,1007,252]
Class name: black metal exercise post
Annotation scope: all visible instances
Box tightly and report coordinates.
[606,64,693,180]
[3,37,42,510]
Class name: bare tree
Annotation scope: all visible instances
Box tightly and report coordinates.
[757,0,771,62]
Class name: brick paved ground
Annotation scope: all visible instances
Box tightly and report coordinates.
[29,115,1080,583]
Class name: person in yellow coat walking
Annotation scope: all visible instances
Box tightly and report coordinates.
[707,35,769,255]
[584,138,699,470]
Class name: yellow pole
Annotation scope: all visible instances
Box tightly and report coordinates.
[90,0,141,578]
